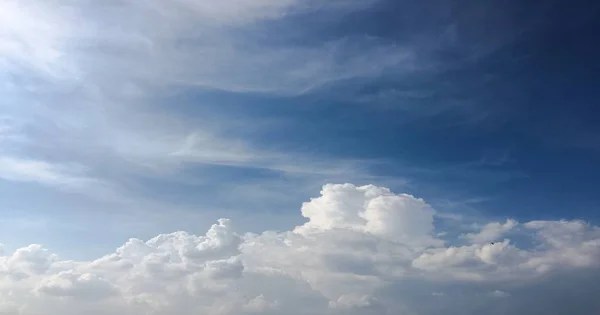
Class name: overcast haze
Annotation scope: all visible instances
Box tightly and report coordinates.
[1,0,600,314]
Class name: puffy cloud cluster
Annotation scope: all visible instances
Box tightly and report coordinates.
[463,219,517,244]
[1,184,600,314]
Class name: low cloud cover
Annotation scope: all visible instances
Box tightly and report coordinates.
[1,184,599,315]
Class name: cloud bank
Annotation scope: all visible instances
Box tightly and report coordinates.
[1,184,599,315]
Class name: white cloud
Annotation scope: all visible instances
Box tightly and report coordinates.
[0,156,124,202]
[242,294,279,313]
[0,0,75,77]
[0,0,408,93]
[522,220,600,272]
[463,219,518,244]
[36,271,118,300]
[0,184,599,314]
[411,240,526,281]
[0,157,95,189]
[0,0,399,207]
[296,183,442,247]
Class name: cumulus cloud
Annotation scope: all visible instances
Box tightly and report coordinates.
[36,271,118,300]
[296,184,441,246]
[463,219,518,244]
[0,184,599,314]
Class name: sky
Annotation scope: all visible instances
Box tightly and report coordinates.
[1,0,600,314]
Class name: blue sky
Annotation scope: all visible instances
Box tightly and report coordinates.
[1,0,599,254]
[1,1,600,314]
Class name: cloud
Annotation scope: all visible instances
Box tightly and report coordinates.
[1,0,401,207]
[296,183,442,247]
[0,157,104,190]
[463,219,518,244]
[36,271,118,300]
[242,294,279,313]
[0,0,406,93]
[0,157,78,185]
[523,220,600,272]
[0,183,599,314]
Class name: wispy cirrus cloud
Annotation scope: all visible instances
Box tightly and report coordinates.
[1,0,409,93]
[0,156,123,202]
[0,0,414,208]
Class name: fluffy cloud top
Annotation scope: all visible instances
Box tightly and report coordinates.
[297,184,441,246]
[463,219,517,244]
[1,184,599,314]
